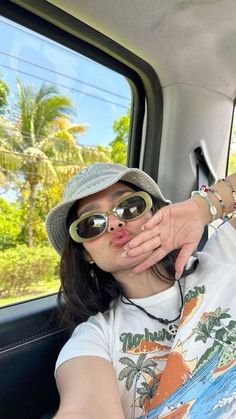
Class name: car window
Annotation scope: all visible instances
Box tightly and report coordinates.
[0,16,131,307]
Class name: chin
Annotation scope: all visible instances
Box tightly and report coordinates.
[104,257,149,274]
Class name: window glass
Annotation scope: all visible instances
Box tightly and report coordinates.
[228,108,236,175]
[0,16,131,307]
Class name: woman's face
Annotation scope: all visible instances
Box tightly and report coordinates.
[76,182,153,274]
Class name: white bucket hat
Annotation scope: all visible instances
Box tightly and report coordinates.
[46,163,170,254]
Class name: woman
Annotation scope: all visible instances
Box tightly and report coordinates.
[46,163,236,419]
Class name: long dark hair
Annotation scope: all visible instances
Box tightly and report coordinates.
[58,186,197,326]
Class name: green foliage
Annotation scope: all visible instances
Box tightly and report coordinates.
[16,184,59,246]
[0,245,59,297]
[110,109,130,164]
[0,79,9,113]
[228,150,236,175]
[1,79,113,247]
[16,80,74,145]
[5,80,82,247]
[0,197,23,250]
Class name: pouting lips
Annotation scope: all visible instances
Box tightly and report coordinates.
[109,229,133,247]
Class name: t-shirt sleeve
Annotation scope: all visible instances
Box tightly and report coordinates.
[55,315,111,374]
[198,221,236,264]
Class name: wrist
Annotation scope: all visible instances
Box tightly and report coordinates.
[190,195,212,225]
[191,190,217,224]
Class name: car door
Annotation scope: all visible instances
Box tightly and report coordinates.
[0,1,160,418]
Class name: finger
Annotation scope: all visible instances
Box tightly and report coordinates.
[175,243,196,278]
[142,208,164,230]
[132,247,168,274]
[125,226,160,250]
[126,234,162,258]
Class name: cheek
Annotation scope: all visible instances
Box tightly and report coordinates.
[83,237,104,259]
[83,240,111,271]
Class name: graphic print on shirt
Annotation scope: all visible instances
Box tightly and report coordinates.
[119,327,175,418]
[118,285,236,419]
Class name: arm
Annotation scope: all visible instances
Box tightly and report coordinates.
[54,356,125,419]
[124,172,236,277]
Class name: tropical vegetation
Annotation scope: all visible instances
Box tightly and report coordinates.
[0,76,129,305]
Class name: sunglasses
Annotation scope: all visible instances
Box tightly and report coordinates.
[69,191,153,243]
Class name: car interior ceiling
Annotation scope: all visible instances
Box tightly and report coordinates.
[42,0,236,201]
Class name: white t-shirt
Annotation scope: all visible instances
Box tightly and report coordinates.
[56,222,236,419]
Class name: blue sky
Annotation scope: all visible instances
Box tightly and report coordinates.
[0,16,131,147]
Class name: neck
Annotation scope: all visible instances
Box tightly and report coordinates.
[113,266,172,299]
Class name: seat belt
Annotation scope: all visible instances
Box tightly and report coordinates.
[194,147,214,251]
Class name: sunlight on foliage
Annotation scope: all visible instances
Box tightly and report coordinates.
[0,76,130,305]
[228,150,236,175]
[0,245,59,298]
[109,109,130,164]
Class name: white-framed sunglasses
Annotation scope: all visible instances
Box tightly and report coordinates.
[69,191,153,243]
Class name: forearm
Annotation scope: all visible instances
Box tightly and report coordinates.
[55,358,125,419]
[54,411,89,419]
[226,172,236,190]
[211,173,236,216]
[54,409,124,419]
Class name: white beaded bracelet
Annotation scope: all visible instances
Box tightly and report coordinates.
[191,190,217,223]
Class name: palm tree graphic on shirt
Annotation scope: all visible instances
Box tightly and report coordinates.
[193,307,236,352]
[136,379,159,409]
[118,353,157,418]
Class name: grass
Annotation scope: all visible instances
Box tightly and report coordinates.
[0,280,60,308]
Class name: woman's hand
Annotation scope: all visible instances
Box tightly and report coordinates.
[123,198,208,278]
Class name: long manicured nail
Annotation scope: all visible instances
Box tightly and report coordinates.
[175,272,181,280]
[121,251,128,257]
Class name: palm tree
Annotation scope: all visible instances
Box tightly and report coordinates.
[118,354,157,419]
[0,80,111,246]
[16,80,74,146]
[136,378,159,410]
[0,116,22,189]
[46,118,110,181]
[13,80,79,247]
[193,308,233,352]
[0,78,9,113]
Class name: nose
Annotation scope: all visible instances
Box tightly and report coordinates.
[107,213,125,232]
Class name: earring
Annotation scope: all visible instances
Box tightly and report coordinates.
[89,260,95,264]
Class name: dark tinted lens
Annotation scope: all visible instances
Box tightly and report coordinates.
[76,214,106,238]
[116,195,146,220]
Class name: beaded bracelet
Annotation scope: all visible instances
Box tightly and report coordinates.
[211,189,226,218]
[219,178,236,216]
[191,190,217,223]
[200,185,226,219]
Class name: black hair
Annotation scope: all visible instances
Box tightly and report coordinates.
[58,183,197,326]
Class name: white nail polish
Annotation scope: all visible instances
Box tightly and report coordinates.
[121,251,128,257]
